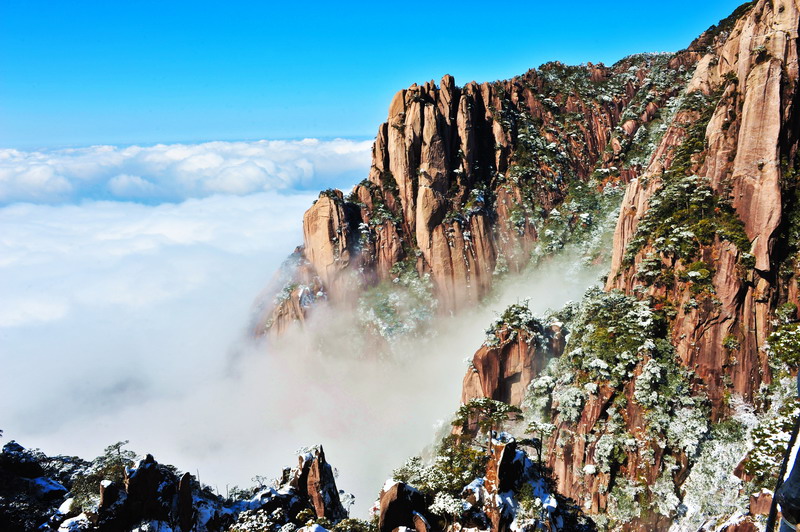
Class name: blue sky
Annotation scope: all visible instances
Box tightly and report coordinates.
[1,0,746,149]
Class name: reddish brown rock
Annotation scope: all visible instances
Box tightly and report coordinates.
[721,520,759,532]
[607,0,800,409]
[750,490,773,515]
[462,325,565,407]
[483,438,517,531]
[378,482,429,532]
[263,49,694,335]
[302,192,360,300]
[289,446,346,522]
[578,0,800,522]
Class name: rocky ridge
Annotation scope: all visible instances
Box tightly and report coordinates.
[452,0,800,529]
[0,441,350,532]
[6,2,800,532]
[259,45,701,340]
[253,1,800,529]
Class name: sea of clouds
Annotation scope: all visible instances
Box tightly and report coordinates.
[0,138,603,516]
[0,138,371,205]
[0,138,370,492]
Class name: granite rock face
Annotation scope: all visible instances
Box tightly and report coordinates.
[260,49,699,335]
[607,0,800,409]
[452,1,800,528]
[461,324,566,407]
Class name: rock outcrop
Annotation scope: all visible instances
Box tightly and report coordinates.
[606,0,800,411]
[462,316,566,407]
[453,1,800,529]
[260,48,701,336]
[290,446,347,522]
[378,434,593,532]
[377,482,431,532]
[0,441,351,532]
[0,441,75,532]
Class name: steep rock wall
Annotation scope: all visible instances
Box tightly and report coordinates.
[607,0,800,409]
[261,51,699,335]
[457,1,800,528]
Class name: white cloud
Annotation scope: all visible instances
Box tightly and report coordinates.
[0,193,601,515]
[0,138,372,205]
[0,298,68,327]
[0,136,603,517]
[108,174,157,197]
[0,193,316,326]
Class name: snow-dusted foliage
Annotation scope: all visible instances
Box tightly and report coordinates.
[651,464,680,517]
[766,321,800,374]
[552,385,586,424]
[58,515,92,531]
[625,173,750,267]
[669,380,798,529]
[666,406,709,456]
[606,478,643,524]
[632,358,663,408]
[743,378,799,487]
[559,287,659,386]
[391,436,487,497]
[519,285,719,528]
[357,260,436,343]
[484,300,547,347]
[428,492,466,520]
[671,421,750,530]
[526,366,558,420]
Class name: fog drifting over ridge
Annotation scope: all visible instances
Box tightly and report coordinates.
[0,137,605,517]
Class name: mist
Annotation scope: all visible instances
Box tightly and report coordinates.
[0,139,605,518]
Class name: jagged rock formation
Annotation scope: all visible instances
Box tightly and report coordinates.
[377,482,431,532]
[606,0,800,411]
[378,433,593,532]
[260,47,699,336]
[0,441,350,532]
[454,1,800,529]
[462,306,566,407]
[289,446,347,523]
[0,441,78,532]
[8,2,799,532]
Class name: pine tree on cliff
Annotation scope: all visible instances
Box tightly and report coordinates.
[452,398,521,453]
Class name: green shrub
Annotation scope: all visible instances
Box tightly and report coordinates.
[624,175,749,264]
[767,323,800,371]
[332,518,377,531]
[777,302,798,324]
[71,441,137,511]
[723,334,740,351]
[392,435,488,497]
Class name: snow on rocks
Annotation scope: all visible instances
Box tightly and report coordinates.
[58,514,92,532]
[1,439,352,532]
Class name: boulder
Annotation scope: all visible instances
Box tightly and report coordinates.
[378,482,429,532]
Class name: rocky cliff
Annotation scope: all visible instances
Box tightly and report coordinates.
[454,0,800,529]
[259,46,702,338]
[606,0,800,411]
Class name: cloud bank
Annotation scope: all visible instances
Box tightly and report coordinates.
[0,137,604,517]
[0,138,372,205]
